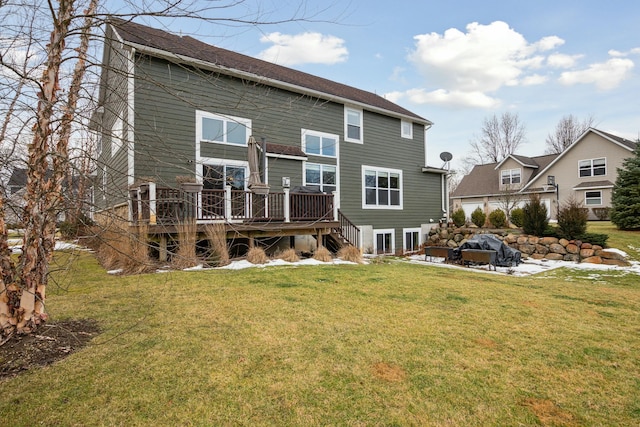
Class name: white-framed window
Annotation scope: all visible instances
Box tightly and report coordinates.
[374,229,395,255]
[304,163,337,193]
[344,107,363,143]
[585,190,602,206]
[362,165,403,209]
[197,110,251,146]
[579,158,606,177]
[500,168,521,185]
[302,129,337,157]
[403,228,421,253]
[111,115,123,157]
[401,120,413,139]
[101,165,107,200]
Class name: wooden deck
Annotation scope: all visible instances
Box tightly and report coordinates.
[128,182,359,260]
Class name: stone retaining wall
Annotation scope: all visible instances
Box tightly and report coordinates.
[426,227,629,266]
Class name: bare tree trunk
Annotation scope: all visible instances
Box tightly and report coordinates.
[16,0,76,333]
[0,195,18,337]
[58,0,99,225]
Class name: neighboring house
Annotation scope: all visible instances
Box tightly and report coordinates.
[452,128,637,221]
[4,168,27,225]
[91,19,447,256]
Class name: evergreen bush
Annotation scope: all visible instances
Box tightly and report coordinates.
[522,194,548,236]
[471,207,486,227]
[488,209,507,228]
[509,207,524,227]
[557,197,588,239]
[451,208,466,227]
[611,144,640,230]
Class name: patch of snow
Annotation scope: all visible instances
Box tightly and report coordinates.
[406,254,640,276]
[107,268,123,275]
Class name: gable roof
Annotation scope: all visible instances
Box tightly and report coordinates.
[108,19,430,125]
[452,153,558,198]
[522,128,637,190]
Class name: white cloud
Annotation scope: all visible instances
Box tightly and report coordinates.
[559,57,634,90]
[404,21,566,108]
[547,53,583,68]
[521,74,548,86]
[257,32,348,66]
[609,47,640,57]
[386,88,500,109]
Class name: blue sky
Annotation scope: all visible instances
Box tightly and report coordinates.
[136,0,640,171]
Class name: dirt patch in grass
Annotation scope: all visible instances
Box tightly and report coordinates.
[371,361,406,382]
[0,319,100,381]
[521,397,580,426]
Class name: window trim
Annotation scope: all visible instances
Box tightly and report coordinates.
[374,229,395,255]
[301,129,338,158]
[500,168,521,185]
[578,157,606,178]
[362,165,403,210]
[585,190,603,206]
[196,110,251,147]
[344,107,363,143]
[303,162,337,194]
[401,120,413,139]
[111,115,123,157]
[403,227,421,253]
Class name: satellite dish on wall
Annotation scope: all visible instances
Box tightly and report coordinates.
[439,151,453,170]
[439,151,453,162]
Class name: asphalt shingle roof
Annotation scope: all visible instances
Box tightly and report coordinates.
[110,19,428,123]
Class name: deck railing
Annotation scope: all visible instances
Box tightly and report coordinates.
[130,183,335,224]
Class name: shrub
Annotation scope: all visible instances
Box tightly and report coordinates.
[592,207,611,221]
[577,233,609,247]
[173,220,200,269]
[204,223,229,267]
[557,197,588,239]
[522,194,548,236]
[510,207,524,228]
[451,208,466,227]
[488,209,507,228]
[247,246,268,264]
[313,246,333,262]
[542,225,561,238]
[275,248,300,263]
[337,245,363,263]
[471,207,486,227]
[58,213,95,239]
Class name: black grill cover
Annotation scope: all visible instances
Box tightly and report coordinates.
[453,234,521,267]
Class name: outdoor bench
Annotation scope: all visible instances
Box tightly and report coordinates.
[460,249,498,271]
[424,246,455,262]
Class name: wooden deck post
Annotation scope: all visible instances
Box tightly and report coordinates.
[224,184,232,220]
[283,187,290,223]
[148,181,157,225]
[332,190,338,221]
[158,234,168,262]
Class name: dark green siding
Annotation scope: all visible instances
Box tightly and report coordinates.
[126,53,443,249]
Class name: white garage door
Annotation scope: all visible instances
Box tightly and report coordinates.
[462,202,483,219]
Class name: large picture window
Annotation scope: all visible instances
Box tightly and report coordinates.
[579,158,606,177]
[302,129,337,157]
[305,163,336,193]
[363,166,402,209]
[197,111,251,146]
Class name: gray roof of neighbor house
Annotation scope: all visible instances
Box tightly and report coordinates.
[109,19,430,124]
[452,153,558,198]
[596,129,638,151]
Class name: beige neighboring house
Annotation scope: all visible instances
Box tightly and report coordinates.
[451,128,638,221]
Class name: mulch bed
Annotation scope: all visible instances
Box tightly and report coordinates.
[0,319,100,380]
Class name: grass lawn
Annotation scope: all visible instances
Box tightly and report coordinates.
[1,250,639,426]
